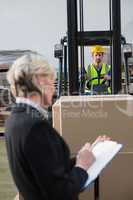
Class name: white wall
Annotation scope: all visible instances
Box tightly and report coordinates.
[0,0,132,68]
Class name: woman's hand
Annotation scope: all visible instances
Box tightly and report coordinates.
[90,135,110,150]
[76,143,95,171]
[75,135,111,171]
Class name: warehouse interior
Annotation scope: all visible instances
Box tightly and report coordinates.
[0,0,133,200]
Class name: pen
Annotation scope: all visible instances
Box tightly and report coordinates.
[90,139,100,151]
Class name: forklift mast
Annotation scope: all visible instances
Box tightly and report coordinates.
[67,0,122,95]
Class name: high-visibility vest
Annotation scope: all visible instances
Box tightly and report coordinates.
[85,63,111,94]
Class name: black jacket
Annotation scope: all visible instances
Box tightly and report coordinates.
[5,103,88,200]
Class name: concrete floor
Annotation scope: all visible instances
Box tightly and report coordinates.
[0,138,17,200]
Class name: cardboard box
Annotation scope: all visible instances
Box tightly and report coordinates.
[52,95,133,200]
[53,95,133,153]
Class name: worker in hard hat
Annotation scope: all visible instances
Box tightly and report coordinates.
[85,45,111,95]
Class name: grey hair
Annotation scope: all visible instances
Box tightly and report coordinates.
[7,53,55,97]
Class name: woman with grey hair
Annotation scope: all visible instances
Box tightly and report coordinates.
[5,53,107,200]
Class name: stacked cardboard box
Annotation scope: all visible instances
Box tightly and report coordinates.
[53,95,133,200]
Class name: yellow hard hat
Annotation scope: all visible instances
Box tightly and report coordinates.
[91,45,105,54]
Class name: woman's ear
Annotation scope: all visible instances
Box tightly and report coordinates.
[33,74,40,86]
[32,74,43,89]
